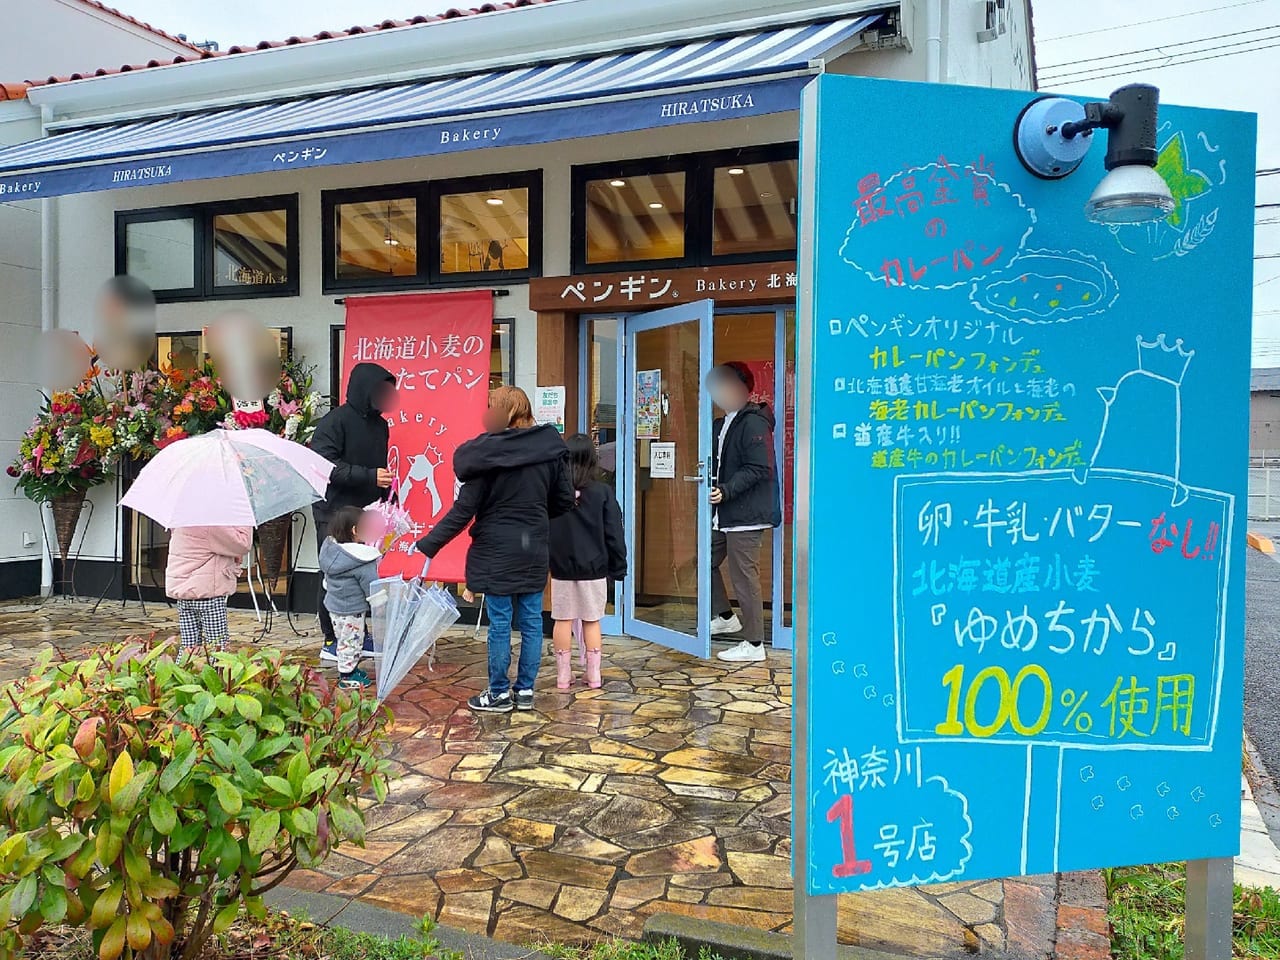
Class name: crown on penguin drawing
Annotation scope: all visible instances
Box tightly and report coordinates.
[1135,334,1194,384]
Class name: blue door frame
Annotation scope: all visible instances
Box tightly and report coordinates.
[581,303,794,654]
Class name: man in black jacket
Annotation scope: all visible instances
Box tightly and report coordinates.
[417,390,575,713]
[310,362,397,657]
[707,362,781,664]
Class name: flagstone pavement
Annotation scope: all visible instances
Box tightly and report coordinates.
[0,599,1058,958]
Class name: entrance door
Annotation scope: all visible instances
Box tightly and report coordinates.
[621,300,713,657]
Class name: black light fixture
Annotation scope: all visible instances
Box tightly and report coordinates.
[1013,83,1174,225]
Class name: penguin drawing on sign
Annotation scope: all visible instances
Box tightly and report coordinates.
[1074,334,1194,507]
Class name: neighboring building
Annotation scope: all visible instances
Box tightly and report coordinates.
[0,0,1035,650]
[1252,367,1280,453]
[0,0,201,599]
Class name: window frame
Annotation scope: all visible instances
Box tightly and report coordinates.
[115,195,300,303]
[321,171,543,295]
[570,142,798,274]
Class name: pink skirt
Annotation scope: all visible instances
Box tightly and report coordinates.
[551,578,608,622]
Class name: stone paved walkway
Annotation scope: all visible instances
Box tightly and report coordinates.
[0,599,1057,958]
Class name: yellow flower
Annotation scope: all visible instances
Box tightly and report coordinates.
[90,426,115,451]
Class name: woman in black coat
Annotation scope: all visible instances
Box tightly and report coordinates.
[417,386,575,714]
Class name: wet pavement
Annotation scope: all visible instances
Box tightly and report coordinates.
[0,598,1037,957]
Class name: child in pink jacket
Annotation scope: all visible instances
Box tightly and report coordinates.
[165,525,254,652]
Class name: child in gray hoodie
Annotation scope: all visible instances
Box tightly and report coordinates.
[319,505,383,690]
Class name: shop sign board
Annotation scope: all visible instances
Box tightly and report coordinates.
[796,75,1256,896]
[530,262,798,312]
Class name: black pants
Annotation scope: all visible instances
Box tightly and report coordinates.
[313,511,335,644]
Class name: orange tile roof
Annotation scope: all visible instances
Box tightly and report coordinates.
[2,1,557,100]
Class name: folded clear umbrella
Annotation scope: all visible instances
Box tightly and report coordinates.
[369,577,460,702]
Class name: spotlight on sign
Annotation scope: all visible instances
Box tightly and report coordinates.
[1013,84,1174,225]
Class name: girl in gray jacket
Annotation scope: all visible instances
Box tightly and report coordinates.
[318,505,383,690]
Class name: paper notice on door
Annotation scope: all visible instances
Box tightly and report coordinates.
[650,442,676,479]
[534,386,566,432]
[636,369,662,439]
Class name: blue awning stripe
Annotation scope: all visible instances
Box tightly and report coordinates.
[0,15,882,198]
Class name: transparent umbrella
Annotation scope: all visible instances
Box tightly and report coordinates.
[368,577,460,702]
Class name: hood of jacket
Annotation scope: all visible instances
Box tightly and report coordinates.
[454,424,568,482]
[345,363,395,417]
[730,402,776,430]
[319,538,382,575]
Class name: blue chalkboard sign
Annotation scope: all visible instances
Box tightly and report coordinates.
[797,74,1256,894]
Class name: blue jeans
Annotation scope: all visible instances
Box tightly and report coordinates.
[485,592,544,695]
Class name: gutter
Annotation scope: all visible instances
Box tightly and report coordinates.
[31,0,899,126]
[38,104,56,597]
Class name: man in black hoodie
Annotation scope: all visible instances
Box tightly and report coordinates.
[707,362,781,664]
[310,362,397,656]
[417,387,575,714]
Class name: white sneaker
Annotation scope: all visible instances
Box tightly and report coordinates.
[710,614,743,637]
[717,640,766,663]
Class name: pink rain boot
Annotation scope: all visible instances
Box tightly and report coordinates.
[556,650,573,690]
[585,649,602,690]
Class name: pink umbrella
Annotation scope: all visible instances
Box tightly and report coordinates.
[121,428,333,528]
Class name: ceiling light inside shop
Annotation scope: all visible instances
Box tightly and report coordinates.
[486,197,504,206]
[728,167,745,175]
[610,179,627,187]
[648,202,664,209]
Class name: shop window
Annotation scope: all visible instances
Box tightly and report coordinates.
[123,216,196,294]
[332,195,419,283]
[116,196,299,303]
[572,144,797,272]
[582,170,687,266]
[712,159,798,258]
[322,172,542,294]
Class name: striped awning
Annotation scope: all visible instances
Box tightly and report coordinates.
[0,15,882,199]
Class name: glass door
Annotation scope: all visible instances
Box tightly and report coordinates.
[622,300,713,657]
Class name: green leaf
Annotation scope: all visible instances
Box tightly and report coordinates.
[214,693,235,715]
[187,692,215,724]
[212,776,243,816]
[10,875,37,917]
[123,846,151,886]
[169,822,203,853]
[247,810,280,856]
[94,824,122,869]
[126,908,152,951]
[235,694,263,722]
[215,834,241,879]
[90,880,123,929]
[149,795,177,836]
[262,776,293,798]
[328,800,365,844]
[259,714,286,735]
[109,767,151,815]
[288,806,318,838]
[212,901,239,935]
[76,771,96,803]
[39,887,67,924]
[300,769,328,798]
[141,876,179,900]
[106,752,134,803]
[99,917,127,960]
[158,748,196,794]
[286,751,310,797]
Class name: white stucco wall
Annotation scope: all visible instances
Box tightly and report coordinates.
[9,0,196,85]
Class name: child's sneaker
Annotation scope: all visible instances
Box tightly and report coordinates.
[320,641,339,664]
[338,667,373,690]
[468,689,514,713]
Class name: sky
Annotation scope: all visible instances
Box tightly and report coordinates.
[106,0,1280,361]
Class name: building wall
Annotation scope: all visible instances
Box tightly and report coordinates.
[53,111,799,571]
[10,0,195,84]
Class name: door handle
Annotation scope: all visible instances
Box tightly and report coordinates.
[683,461,706,483]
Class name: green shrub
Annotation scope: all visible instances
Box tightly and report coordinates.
[0,637,392,959]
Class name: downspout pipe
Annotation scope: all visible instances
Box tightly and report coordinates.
[38,104,56,597]
[925,0,944,83]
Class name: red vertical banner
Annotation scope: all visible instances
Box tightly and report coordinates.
[342,291,492,582]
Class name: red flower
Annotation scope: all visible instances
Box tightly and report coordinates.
[5,466,17,478]
[232,410,269,430]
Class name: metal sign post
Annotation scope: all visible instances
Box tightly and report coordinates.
[1185,858,1233,960]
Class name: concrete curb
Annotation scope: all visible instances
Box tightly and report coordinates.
[1244,731,1280,855]
[1248,531,1275,554]
[264,887,553,960]
[641,913,913,960]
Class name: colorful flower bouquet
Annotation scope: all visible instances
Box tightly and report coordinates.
[7,374,113,503]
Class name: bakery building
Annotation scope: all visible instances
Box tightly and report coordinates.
[0,0,1035,655]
